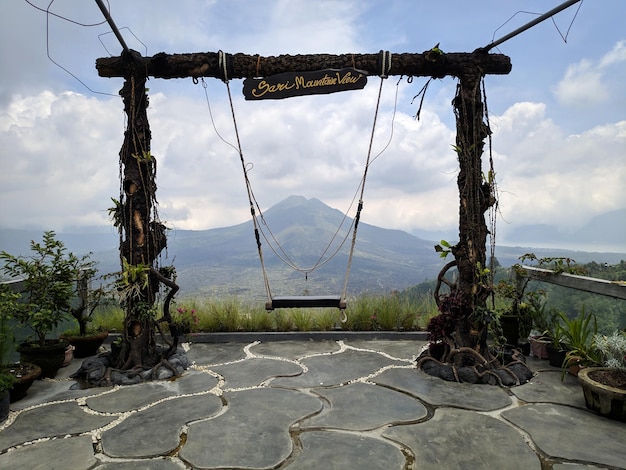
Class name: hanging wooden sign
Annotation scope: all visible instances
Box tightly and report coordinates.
[243,68,367,100]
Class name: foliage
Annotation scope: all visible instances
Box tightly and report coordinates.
[90,304,125,332]
[427,290,468,342]
[559,308,597,351]
[291,310,313,331]
[434,239,453,259]
[171,305,199,328]
[0,371,15,394]
[0,285,20,364]
[0,231,96,346]
[593,330,626,370]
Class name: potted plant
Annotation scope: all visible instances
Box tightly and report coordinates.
[526,292,559,360]
[0,285,42,403]
[0,371,14,422]
[169,305,199,337]
[0,231,91,378]
[60,267,111,358]
[578,330,626,422]
[557,308,598,370]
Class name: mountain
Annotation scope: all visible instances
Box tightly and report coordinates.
[165,195,445,299]
[501,209,626,252]
[1,196,624,301]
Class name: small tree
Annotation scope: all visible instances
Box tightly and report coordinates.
[0,231,96,346]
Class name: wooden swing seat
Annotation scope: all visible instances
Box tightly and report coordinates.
[265,295,347,311]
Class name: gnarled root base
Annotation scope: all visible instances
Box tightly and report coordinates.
[70,345,191,387]
[417,345,533,387]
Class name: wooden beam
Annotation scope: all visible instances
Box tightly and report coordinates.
[96,50,511,80]
[517,266,626,301]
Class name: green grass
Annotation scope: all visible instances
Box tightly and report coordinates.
[85,292,438,333]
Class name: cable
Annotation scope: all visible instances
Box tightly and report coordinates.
[25,0,109,26]
[25,0,120,97]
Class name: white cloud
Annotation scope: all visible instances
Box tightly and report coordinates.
[554,40,626,108]
[0,91,120,230]
[492,102,625,232]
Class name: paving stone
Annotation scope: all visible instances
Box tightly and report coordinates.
[101,393,222,458]
[552,465,606,470]
[180,387,322,469]
[186,342,248,365]
[374,367,512,411]
[211,357,303,389]
[96,458,183,469]
[344,339,426,361]
[250,340,341,359]
[511,370,586,408]
[0,435,96,470]
[273,348,407,388]
[290,430,406,469]
[302,382,427,430]
[171,369,219,395]
[0,401,114,451]
[86,382,177,413]
[10,379,113,411]
[384,408,541,469]
[502,403,626,469]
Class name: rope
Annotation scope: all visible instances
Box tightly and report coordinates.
[341,75,386,303]
[204,52,391,307]
[220,55,272,304]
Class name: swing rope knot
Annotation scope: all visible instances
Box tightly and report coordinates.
[378,50,392,78]
[218,50,233,83]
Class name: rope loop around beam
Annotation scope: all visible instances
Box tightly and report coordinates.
[377,50,392,78]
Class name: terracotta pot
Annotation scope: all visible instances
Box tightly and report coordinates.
[578,367,626,422]
[60,331,109,358]
[529,337,549,359]
[8,363,42,402]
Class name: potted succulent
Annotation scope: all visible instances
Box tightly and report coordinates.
[0,231,93,378]
[578,330,626,422]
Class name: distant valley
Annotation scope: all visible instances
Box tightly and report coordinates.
[1,196,624,301]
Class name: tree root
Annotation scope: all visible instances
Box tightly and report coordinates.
[416,345,534,386]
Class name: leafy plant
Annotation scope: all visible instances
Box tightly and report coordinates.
[0,231,94,346]
[0,371,15,394]
[593,330,626,370]
[434,239,453,259]
[0,285,20,364]
[559,308,597,351]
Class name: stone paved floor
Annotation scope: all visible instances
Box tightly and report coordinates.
[1,338,625,469]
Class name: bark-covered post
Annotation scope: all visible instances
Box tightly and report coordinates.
[451,69,493,352]
[114,50,168,370]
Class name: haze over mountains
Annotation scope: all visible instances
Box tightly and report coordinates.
[1,196,624,300]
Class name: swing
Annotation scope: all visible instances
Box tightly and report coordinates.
[214,50,392,312]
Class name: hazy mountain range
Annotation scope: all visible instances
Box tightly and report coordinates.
[1,196,624,301]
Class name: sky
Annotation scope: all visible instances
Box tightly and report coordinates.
[0,0,624,252]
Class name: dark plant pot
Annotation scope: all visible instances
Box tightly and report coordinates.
[0,391,9,422]
[8,363,42,403]
[60,331,109,358]
[170,323,191,337]
[17,340,69,379]
[518,340,531,356]
[546,343,568,368]
[578,367,626,422]
[500,315,520,346]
